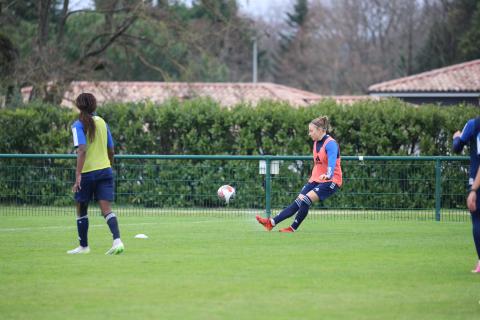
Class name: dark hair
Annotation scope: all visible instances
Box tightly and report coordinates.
[310,116,329,131]
[75,93,97,141]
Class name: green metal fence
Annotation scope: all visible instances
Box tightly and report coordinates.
[0,154,471,221]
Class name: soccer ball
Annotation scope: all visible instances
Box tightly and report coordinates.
[217,185,235,204]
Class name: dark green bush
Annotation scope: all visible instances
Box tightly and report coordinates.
[2,98,477,156]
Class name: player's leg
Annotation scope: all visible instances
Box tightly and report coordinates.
[68,174,94,254]
[282,182,338,232]
[99,200,123,255]
[256,183,316,231]
[67,202,91,254]
[76,202,89,246]
[471,194,480,273]
[274,183,316,226]
[98,200,121,241]
[95,168,123,255]
[278,191,318,233]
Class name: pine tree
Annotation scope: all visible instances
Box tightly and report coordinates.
[459,1,480,60]
[415,0,479,72]
[279,0,308,51]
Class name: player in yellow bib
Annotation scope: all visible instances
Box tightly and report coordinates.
[68,93,124,255]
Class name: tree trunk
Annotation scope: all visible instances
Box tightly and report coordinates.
[57,0,70,45]
[37,0,52,51]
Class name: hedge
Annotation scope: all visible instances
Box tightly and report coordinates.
[2,98,477,156]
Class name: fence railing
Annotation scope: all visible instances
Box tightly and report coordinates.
[0,154,470,221]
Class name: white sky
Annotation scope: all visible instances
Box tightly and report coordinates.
[238,0,294,20]
[69,0,294,21]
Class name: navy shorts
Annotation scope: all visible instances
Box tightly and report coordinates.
[299,181,339,201]
[74,167,114,203]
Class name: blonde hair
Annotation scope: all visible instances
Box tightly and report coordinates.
[310,116,329,131]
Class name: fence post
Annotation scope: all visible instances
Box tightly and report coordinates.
[265,157,272,217]
[435,159,442,221]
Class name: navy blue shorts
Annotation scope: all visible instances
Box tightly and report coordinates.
[299,181,339,201]
[74,167,114,203]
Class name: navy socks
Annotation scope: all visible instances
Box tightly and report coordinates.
[272,196,313,231]
[291,196,313,230]
[273,196,313,230]
[471,212,480,259]
[273,199,302,225]
[76,216,89,247]
[105,212,121,240]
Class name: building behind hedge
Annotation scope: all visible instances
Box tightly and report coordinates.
[368,59,480,106]
[21,81,373,108]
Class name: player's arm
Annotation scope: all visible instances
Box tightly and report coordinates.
[108,148,114,166]
[72,122,87,192]
[467,166,480,212]
[319,140,339,180]
[107,124,115,167]
[75,144,86,176]
[72,144,86,192]
[470,167,480,192]
[453,119,474,153]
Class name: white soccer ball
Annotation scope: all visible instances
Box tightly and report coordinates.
[217,185,235,204]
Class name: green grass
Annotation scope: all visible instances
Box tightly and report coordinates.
[0,213,479,320]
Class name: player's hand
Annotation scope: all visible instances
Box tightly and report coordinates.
[453,131,462,139]
[72,175,82,193]
[318,174,329,180]
[467,190,477,212]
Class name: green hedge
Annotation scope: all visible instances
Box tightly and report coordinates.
[0,99,475,209]
[1,98,477,156]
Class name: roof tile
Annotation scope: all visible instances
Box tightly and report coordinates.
[21,81,375,106]
[60,81,324,108]
[368,59,480,93]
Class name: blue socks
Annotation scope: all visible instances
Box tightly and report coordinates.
[273,196,313,231]
[291,196,313,230]
[471,212,480,259]
[105,212,121,240]
[76,215,89,247]
[273,198,302,225]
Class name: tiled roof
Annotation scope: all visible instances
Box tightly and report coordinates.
[21,81,376,106]
[368,59,480,93]
[326,95,378,105]
[60,81,324,107]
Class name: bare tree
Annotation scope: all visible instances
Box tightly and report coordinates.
[268,0,436,94]
[8,0,145,103]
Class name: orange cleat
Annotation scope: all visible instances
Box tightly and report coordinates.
[279,226,295,233]
[256,215,273,231]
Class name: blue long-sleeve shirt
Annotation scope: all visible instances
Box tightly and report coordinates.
[453,118,480,185]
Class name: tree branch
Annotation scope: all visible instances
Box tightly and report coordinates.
[80,15,137,63]
[64,7,131,20]
[136,51,169,81]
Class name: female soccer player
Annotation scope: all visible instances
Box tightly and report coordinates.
[256,116,342,232]
[67,93,124,255]
[453,119,480,273]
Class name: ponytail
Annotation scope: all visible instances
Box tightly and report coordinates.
[75,93,97,141]
[79,111,96,141]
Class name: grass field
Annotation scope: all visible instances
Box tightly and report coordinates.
[0,213,479,319]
